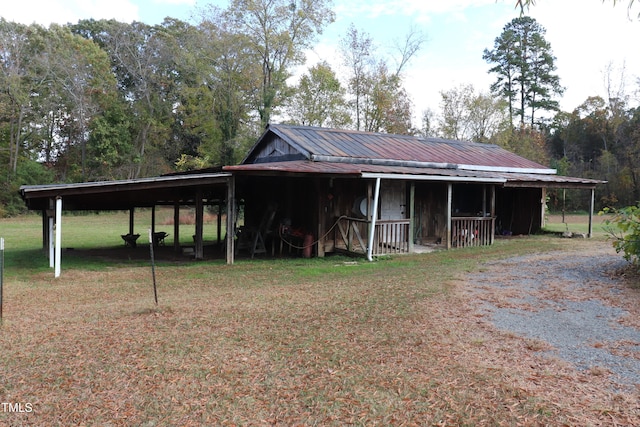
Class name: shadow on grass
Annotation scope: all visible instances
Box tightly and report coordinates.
[3,248,50,275]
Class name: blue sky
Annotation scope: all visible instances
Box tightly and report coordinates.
[3,0,640,121]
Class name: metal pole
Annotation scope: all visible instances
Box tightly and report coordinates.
[55,197,62,278]
[367,177,381,261]
[1,237,4,321]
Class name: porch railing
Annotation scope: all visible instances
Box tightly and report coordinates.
[335,216,368,254]
[451,217,495,248]
[372,219,410,255]
[334,217,410,256]
[334,216,495,256]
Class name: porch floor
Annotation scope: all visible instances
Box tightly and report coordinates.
[412,243,443,254]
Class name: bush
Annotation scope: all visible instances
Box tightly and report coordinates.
[602,204,640,268]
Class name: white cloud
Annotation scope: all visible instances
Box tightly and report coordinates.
[335,0,503,21]
[154,0,196,5]
[2,0,140,26]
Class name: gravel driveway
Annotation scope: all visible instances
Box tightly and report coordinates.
[465,242,640,391]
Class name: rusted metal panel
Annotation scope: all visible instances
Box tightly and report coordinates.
[266,124,552,171]
[225,159,603,188]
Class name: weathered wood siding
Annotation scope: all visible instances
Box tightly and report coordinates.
[414,182,448,244]
[252,136,302,162]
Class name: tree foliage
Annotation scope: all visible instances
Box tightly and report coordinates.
[602,204,640,268]
[221,0,335,128]
[516,0,639,17]
[2,5,640,219]
[437,84,508,142]
[286,61,350,128]
[339,24,423,134]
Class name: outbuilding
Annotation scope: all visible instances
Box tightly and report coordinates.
[19,124,603,274]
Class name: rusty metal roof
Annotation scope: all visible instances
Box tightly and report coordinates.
[244,124,555,174]
[224,160,603,188]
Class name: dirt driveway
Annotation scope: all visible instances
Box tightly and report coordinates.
[462,239,640,392]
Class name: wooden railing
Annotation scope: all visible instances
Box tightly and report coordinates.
[334,217,411,256]
[335,216,368,254]
[451,217,495,248]
[335,216,495,256]
[372,219,410,255]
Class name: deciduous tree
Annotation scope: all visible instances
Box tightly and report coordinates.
[437,84,508,142]
[222,0,335,128]
[287,61,350,128]
[339,25,422,134]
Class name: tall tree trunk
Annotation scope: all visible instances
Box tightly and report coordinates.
[134,122,150,179]
[10,109,25,174]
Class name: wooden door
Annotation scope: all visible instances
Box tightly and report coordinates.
[378,180,407,245]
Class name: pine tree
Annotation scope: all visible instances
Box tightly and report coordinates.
[483,16,563,128]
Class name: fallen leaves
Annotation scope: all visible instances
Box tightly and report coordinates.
[0,237,639,425]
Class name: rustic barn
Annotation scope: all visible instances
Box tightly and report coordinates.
[225,124,603,260]
[20,124,603,275]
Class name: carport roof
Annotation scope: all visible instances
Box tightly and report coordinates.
[20,172,232,211]
[225,160,603,189]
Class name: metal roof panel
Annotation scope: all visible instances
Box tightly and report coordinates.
[257,124,553,173]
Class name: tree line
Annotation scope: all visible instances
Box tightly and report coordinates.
[0,1,639,216]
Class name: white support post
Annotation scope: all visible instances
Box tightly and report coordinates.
[54,196,62,278]
[366,177,381,261]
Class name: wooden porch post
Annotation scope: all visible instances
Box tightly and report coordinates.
[490,185,496,245]
[316,178,326,258]
[588,188,595,238]
[226,176,236,265]
[446,183,452,250]
[540,187,547,230]
[151,206,156,240]
[482,185,487,215]
[173,202,180,253]
[409,182,415,253]
[49,215,54,267]
[129,208,135,235]
[42,209,47,251]
[217,200,223,246]
[48,200,54,267]
[195,189,204,260]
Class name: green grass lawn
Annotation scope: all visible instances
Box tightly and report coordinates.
[0,212,635,426]
[543,212,613,236]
